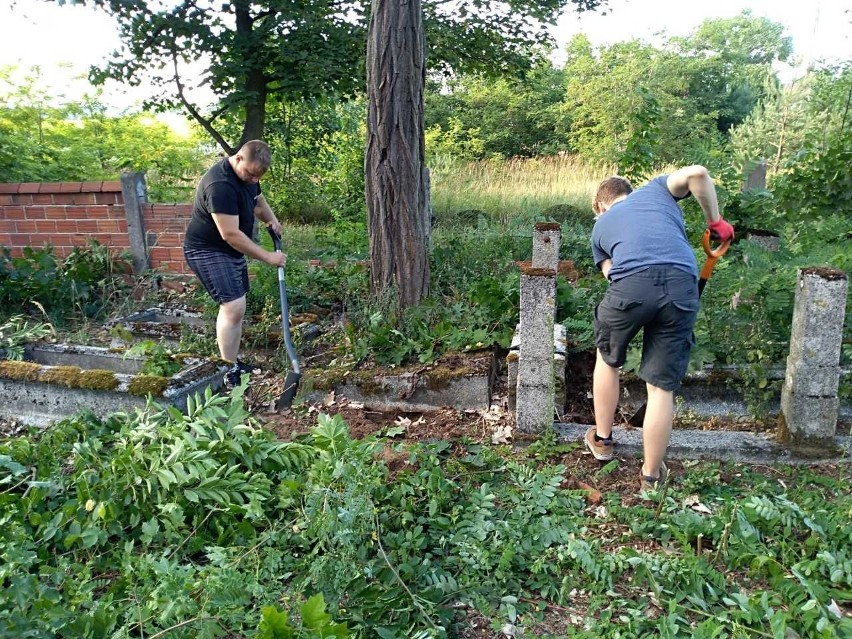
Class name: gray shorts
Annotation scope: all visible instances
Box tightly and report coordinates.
[594,266,699,391]
[184,248,249,304]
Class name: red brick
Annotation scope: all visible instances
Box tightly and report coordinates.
[31,194,54,205]
[148,247,170,260]
[10,194,32,205]
[56,221,78,233]
[59,183,83,193]
[81,181,104,192]
[34,220,58,233]
[18,183,40,194]
[16,220,38,233]
[97,220,124,233]
[76,220,99,233]
[24,207,46,219]
[0,196,13,205]
[36,183,64,194]
[83,206,111,219]
[8,233,32,247]
[101,181,122,192]
[2,206,25,219]
[0,234,11,246]
[0,184,20,194]
[51,194,76,204]
[94,193,120,205]
[105,235,130,248]
[45,206,68,219]
[71,193,97,205]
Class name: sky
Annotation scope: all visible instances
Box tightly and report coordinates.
[553,0,851,80]
[0,0,849,113]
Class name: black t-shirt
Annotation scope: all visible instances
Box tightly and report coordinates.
[184,158,261,257]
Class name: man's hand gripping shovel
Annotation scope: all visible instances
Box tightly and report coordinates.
[626,229,731,427]
[267,226,302,409]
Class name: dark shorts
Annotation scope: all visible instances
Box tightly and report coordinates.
[594,266,699,391]
[184,248,249,304]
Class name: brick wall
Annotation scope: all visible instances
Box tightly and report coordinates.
[0,181,192,275]
[144,204,193,274]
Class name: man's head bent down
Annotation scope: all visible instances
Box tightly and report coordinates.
[593,176,633,216]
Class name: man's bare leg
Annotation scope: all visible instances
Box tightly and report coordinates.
[217,295,246,362]
[593,349,620,439]
[641,382,674,478]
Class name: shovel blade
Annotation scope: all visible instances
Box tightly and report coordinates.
[627,402,646,428]
[275,371,302,410]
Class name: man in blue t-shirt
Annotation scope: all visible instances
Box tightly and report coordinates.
[586,165,734,494]
[184,140,286,389]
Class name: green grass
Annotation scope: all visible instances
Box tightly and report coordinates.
[429,154,608,224]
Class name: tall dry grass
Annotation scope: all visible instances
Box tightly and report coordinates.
[429,154,613,225]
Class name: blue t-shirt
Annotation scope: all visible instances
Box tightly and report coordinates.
[591,175,698,281]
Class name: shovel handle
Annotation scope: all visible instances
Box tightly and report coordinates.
[699,229,731,282]
[265,225,301,375]
[701,228,731,258]
[266,225,283,252]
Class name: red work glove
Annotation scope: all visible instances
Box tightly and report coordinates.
[708,217,735,242]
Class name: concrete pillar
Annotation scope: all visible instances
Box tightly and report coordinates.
[120,172,150,275]
[532,222,561,271]
[516,267,557,433]
[780,267,848,443]
[507,323,567,414]
[742,160,767,192]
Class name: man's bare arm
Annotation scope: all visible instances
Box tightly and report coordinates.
[666,165,721,225]
[212,213,286,266]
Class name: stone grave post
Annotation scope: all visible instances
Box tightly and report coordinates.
[780,267,848,444]
[516,223,560,432]
[120,171,150,275]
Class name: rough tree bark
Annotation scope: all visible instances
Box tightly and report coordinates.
[365,0,431,308]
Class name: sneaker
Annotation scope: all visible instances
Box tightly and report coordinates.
[639,461,669,493]
[223,360,258,390]
[235,360,259,375]
[584,427,614,461]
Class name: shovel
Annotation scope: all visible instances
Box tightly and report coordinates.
[267,226,301,409]
[626,229,731,427]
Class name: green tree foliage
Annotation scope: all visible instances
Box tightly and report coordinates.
[261,97,367,224]
[727,62,852,229]
[425,60,569,159]
[0,66,208,200]
[424,11,792,171]
[562,35,719,173]
[727,76,814,179]
[671,10,792,133]
[68,0,604,154]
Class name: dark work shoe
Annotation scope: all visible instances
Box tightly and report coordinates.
[223,360,258,390]
[639,461,669,494]
[584,427,614,461]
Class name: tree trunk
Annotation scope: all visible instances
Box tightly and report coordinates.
[235,2,267,148]
[365,0,430,308]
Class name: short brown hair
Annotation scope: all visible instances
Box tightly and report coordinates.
[593,176,632,214]
[239,140,272,170]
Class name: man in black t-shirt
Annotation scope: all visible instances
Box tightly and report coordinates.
[184,140,286,389]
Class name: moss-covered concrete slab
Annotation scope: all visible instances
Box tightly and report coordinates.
[0,344,229,427]
[304,351,496,412]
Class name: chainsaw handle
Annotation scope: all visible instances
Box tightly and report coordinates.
[266,224,283,252]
